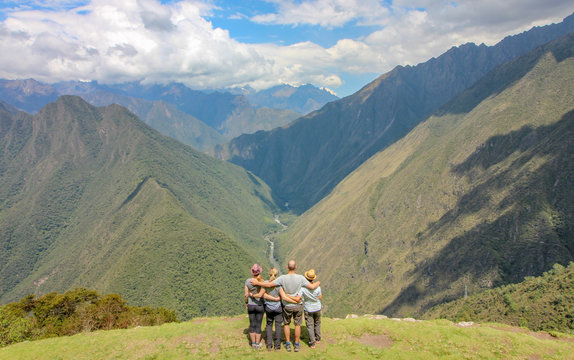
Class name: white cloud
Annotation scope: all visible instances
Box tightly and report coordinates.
[0,0,573,95]
[252,0,389,28]
[357,0,574,71]
[0,0,273,87]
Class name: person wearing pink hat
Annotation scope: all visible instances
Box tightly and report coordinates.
[245,263,265,349]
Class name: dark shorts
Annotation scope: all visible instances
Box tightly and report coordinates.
[283,304,303,326]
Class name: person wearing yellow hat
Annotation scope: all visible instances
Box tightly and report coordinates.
[300,269,322,348]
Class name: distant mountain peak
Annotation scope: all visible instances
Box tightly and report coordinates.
[245,82,339,115]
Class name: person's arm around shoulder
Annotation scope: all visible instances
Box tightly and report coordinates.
[305,280,320,290]
[279,287,300,304]
[264,291,280,302]
[252,287,266,299]
[251,278,278,288]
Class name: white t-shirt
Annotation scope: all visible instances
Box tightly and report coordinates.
[300,286,322,313]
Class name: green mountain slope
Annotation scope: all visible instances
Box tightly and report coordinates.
[424,262,574,333]
[2,314,573,359]
[0,96,279,318]
[279,33,574,318]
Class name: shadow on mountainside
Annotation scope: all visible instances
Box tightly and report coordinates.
[381,110,574,317]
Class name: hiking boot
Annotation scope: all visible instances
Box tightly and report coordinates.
[294,342,300,352]
[285,342,292,352]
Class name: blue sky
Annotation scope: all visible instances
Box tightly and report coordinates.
[0,0,573,97]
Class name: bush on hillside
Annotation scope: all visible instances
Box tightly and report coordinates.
[424,262,574,334]
[0,288,177,346]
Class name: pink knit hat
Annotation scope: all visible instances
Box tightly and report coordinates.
[251,263,262,275]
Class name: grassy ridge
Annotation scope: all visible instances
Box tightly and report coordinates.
[424,263,574,333]
[279,34,574,317]
[1,315,573,359]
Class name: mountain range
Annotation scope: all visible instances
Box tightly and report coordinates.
[215,13,574,213]
[0,80,337,151]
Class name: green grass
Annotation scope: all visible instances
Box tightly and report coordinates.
[1,315,573,359]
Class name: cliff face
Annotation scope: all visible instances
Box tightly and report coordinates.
[217,14,574,213]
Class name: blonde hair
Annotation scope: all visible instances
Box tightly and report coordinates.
[268,268,278,282]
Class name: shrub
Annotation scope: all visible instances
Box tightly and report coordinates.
[0,288,177,347]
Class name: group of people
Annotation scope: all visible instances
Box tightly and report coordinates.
[244,259,323,352]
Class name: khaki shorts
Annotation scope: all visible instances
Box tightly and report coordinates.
[283,304,303,326]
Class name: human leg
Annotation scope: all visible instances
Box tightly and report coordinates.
[282,306,293,349]
[247,305,257,345]
[265,310,274,349]
[273,311,283,349]
[304,310,316,346]
[254,305,264,346]
[314,311,322,342]
[293,304,303,352]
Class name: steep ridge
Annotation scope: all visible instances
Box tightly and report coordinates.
[280,33,574,317]
[0,96,279,318]
[216,13,574,213]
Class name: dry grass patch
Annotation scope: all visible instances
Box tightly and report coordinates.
[355,333,394,348]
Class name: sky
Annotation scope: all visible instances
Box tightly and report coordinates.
[0,1,573,97]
